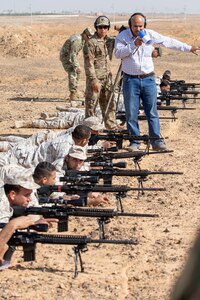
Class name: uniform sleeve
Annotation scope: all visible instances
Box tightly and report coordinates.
[83,41,98,82]
[148,29,192,52]
[69,39,83,68]
[0,192,13,223]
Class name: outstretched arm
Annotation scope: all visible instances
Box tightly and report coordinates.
[0,216,34,264]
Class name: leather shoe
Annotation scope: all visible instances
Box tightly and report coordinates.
[128,144,140,152]
[152,143,168,151]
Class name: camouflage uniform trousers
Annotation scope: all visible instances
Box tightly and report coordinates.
[32,112,85,129]
[61,60,80,93]
[85,77,117,129]
[0,131,57,152]
[0,135,25,152]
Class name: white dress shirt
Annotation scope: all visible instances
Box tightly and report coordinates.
[114,28,192,75]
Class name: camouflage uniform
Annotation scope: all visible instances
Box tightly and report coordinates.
[60,34,84,93]
[83,33,117,129]
[0,131,74,169]
[0,188,12,223]
[0,131,58,152]
[0,165,39,223]
[31,111,85,129]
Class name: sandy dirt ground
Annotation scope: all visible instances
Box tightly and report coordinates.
[0,14,200,300]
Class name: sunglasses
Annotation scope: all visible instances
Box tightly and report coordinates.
[97,26,109,29]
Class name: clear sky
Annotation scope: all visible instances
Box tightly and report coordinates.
[0,0,199,14]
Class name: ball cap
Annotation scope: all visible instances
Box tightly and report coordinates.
[82,116,104,131]
[68,146,87,160]
[95,16,110,27]
[83,27,93,38]
[2,164,40,190]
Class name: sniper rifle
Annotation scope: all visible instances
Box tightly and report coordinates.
[3,228,137,278]
[38,184,165,212]
[12,205,159,239]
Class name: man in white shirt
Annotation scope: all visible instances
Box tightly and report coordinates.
[114,12,200,152]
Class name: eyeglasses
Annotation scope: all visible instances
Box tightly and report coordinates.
[97,26,109,29]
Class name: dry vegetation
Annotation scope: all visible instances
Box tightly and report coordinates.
[0,14,200,300]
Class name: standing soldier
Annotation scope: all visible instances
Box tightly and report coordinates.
[83,16,117,129]
[60,28,93,102]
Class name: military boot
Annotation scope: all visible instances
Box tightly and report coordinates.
[14,120,32,128]
[40,112,56,119]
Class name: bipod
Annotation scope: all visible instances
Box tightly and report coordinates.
[73,244,87,278]
[115,191,127,212]
[132,156,143,170]
[137,176,148,199]
[97,217,111,239]
[170,109,177,121]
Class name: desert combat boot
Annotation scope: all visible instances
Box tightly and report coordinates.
[14,120,32,128]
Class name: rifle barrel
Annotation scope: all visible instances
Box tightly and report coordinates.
[64,169,183,177]
[38,184,166,196]
[87,150,173,162]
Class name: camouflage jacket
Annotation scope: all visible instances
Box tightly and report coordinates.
[83,32,115,82]
[60,34,84,68]
[0,189,12,223]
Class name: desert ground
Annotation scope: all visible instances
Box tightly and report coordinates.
[0,14,200,300]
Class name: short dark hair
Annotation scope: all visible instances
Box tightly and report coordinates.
[72,125,91,140]
[162,70,171,80]
[4,184,21,196]
[33,161,56,182]
[160,79,170,88]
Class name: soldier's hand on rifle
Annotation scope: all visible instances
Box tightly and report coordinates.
[0,216,35,265]
[190,45,200,55]
[35,218,59,229]
[101,141,116,148]
[87,192,110,207]
[63,194,80,201]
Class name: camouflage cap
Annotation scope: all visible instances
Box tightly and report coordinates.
[2,164,40,190]
[95,16,110,27]
[83,27,93,38]
[68,146,87,160]
[82,116,104,131]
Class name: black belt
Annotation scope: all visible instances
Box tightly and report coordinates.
[124,72,154,79]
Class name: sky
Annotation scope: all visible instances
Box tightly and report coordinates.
[0,0,199,14]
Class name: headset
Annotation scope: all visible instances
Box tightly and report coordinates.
[128,12,147,28]
[94,16,110,30]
